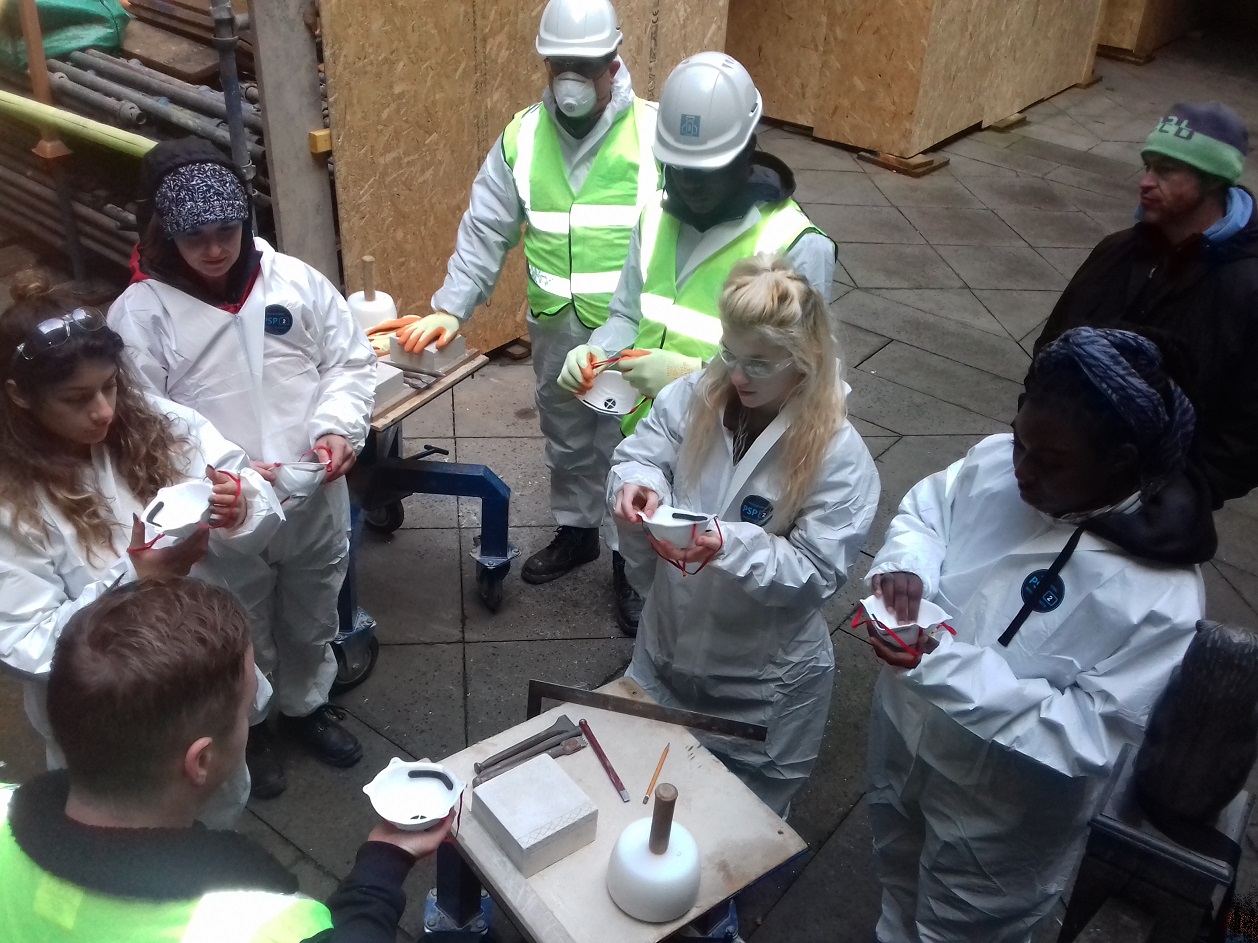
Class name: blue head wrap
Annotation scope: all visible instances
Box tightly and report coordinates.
[1031,327,1195,493]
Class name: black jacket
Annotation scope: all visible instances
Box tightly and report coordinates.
[1033,191,1258,508]
[8,772,415,943]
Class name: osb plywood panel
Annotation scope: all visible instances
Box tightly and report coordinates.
[323,0,725,354]
[813,0,1100,157]
[812,0,937,157]
[726,0,825,127]
[1134,0,1201,56]
[1098,0,1145,50]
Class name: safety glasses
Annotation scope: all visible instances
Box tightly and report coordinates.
[546,57,611,79]
[14,308,107,362]
[716,345,794,381]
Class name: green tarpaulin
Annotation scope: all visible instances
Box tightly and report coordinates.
[0,0,130,74]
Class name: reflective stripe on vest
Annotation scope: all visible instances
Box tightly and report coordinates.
[621,196,827,435]
[504,99,659,329]
[0,792,333,943]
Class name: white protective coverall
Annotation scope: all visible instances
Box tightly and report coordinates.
[432,61,650,549]
[865,433,1204,943]
[0,395,281,828]
[108,239,376,717]
[609,370,879,815]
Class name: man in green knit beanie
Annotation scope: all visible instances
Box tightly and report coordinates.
[1033,100,1257,514]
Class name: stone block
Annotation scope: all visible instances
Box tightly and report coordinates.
[898,206,1023,246]
[472,754,598,877]
[936,245,1067,290]
[995,208,1109,248]
[835,244,964,289]
[805,204,924,245]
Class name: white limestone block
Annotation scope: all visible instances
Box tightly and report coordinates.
[472,754,598,877]
[388,333,468,375]
[374,362,407,411]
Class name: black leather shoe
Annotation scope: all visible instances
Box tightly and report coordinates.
[246,723,286,799]
[279,704,362,768]
[613,551,642,637]
[521,526,600,585]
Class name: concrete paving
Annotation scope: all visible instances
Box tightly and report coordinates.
[1,29,1257,943]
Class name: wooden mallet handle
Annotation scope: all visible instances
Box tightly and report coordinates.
[649,783,678,854]
[362,255,376,301]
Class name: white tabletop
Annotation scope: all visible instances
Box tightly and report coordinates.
[440,678,807,943]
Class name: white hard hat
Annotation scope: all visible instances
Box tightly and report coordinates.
[654,52,763,169]
[536,0,623,59]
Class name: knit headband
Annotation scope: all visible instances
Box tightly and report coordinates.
[155,163,248,236]
[1034,327,1195,492]
[1142,101,1249,185]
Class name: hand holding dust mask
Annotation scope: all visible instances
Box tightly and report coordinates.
[552,72,597,119]
[271,448,331,510]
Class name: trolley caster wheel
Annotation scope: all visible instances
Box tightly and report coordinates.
[364,500,404,534]
[476,564,507,612]
[331,635,379,695]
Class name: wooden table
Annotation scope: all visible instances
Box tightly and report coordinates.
[370,350,488,433]
[439,678,807,943]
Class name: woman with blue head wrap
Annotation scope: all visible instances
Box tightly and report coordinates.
[861,327,1207,943]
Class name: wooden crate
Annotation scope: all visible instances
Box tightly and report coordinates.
[728,0,1104,160]
[320,0,726,354]
[1097,0,1200,60]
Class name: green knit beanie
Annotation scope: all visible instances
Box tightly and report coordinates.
[1142,101,1248,184]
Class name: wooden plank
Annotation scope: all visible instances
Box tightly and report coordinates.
[322,0,727,357]
[984,113,1026,131]
[371,352,488,433]
[247,0,340,282]
[441,677,806,943]
[121,19,219,84]
[857,150,950,176]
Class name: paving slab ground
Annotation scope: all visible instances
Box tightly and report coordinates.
[1,27,1257,943]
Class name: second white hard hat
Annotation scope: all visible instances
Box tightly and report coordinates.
[536,0,623,59]
[654,52,763,169]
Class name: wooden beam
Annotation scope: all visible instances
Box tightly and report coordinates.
[856,151,950,177]
[246,0,340,283]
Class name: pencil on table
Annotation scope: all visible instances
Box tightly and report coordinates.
[643,743,670,803]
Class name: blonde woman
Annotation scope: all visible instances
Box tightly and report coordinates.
[609,254,880,815]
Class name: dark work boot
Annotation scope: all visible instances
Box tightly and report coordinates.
[278,704,363,768]
[613,551,642,637]
[521,526,600,585]
[246,723,286,799]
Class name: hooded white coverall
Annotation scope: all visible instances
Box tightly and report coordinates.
[108,239,376,718]
[609,370,880,815]
[431,61,653,549]
[0,395,281,827]
[865,434,1204,943]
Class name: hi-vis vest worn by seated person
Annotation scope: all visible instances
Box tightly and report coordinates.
[0,786,332,943]
[621,193,825,435]
[503,97,659,330]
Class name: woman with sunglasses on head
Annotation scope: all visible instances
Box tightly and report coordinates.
[608,254,880,816]
[863,327,1208,943]
[0,272,281,824]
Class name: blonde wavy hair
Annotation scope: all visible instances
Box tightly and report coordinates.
[677,254,846,524]
[0,272,189,564]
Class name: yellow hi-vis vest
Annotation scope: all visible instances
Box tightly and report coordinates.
[503,97,659,329]
[621,194,828,435]
[0,785,333,943]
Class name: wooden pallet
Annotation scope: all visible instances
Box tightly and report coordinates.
[856,151,951,178]
[121,20,220,84]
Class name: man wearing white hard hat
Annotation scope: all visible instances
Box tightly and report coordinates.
[416,0,659,619]
[559,53,833,634]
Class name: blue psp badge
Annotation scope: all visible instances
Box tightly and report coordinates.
[1021,569,1065,613]
[264,304,293,335]
[740,494,774,528]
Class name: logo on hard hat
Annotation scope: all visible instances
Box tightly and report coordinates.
[1020,569,1065,613]
[264,304,294,335]
[679,114,702,138]
[740,495,773,527]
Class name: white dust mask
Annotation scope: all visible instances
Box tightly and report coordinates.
[553,72,597,119]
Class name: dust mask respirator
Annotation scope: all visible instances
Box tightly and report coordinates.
[553,72,597,119]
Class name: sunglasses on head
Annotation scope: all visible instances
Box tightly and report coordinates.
[13,309,108,362]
